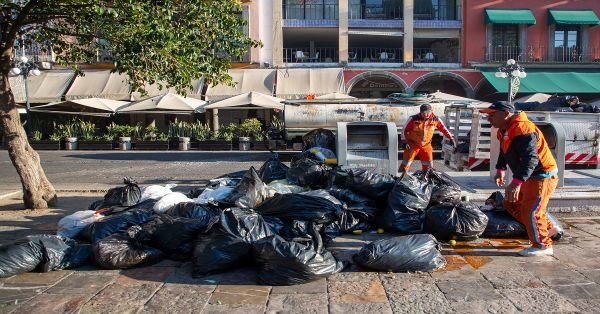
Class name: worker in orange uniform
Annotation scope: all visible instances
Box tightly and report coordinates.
[400,104,456,172]
[482,101,559,256]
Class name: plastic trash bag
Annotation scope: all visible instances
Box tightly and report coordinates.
[136,214,219,258]
[153,192,192,214]
[481,191,505,212]
[255,193,342,224]
[425,202,489,241]
[93,227,165,269]
[482,211,527,238]
[140,184,176,202]
[103,177,142,207]
[0,235,91,277]
[220,167,264,206]
[302,147,336,162]
[383,173,432,234]
[353,234,446,272]
[194,186,234,205]
[192,208,275,277]
[328,188,379,219]
[235,172,277,209]
[166,202,221,219]
[547,213,565,241]
[57,210,103,238]
[302,128,336,152]
[266,218,312,242]
[253,224,344,285]
[267,179,307,194]
[287,157,329,189]
[258,153,289,184]
[300,189,343,206]
[333,168,396,200]
[78,208,155,243]
[415,169,461,206]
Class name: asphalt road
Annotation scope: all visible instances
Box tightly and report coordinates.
[0,150,452,194]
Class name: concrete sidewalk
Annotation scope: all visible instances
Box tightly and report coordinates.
[1,193,600,313]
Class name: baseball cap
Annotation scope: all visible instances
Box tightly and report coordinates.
[480,101,514,114]
[420,104,432,112]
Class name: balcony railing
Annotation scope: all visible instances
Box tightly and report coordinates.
[485,46,600,63]
[414,47,459,63]
[349,47,403,63]
[349,4,402,20]
[414,4,459,20]
[284,47,339,63]
[12,46,54,63]
[283,3,338,20]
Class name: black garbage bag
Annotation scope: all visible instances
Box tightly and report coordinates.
[547,213,565,241]
[103,177,141,207]
[329,168,395,201]
[302,128,336,152]
[255,193,342,224]
[383,173,432,234]
[0,235,92,277]
[484,191,505,211]
[165,202,221,219]
[192,208,275,277]
[258,153,289,184]
[425,202,489,241]
[93,227,165,269]
[415,169,461,206]
[88,199,105,212]
[221,167,262,207]
[287,157,329,189]
[253,224,344,285]
[353,234,446,272]
[482,211,527,238]
[328,188,379,221]
[136,213,219,258]
[78,207,155,243]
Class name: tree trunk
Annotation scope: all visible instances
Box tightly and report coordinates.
[0,72,57,209]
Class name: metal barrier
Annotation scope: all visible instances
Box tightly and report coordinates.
[336,122,398,175]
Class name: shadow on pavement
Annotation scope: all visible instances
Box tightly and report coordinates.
[64,152,274,162]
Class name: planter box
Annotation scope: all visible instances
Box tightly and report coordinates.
[78,140,114,150]
[196,140,232,151]
[251,140,269,151]
[30,140,61,150]
[134,141,170,150]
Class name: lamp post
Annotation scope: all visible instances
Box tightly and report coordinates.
[10,56,41,140]
[494,59,527,107]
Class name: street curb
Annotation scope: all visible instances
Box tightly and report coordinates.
[0,190,21,200]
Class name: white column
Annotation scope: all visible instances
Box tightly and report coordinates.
[339,0,349,64]
[258,0,273,65]
[403,0,414,64]
[272,0,284,67]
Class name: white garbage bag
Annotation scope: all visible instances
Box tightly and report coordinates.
[194,186,234,205]
[140,184,177,202]
[153,192,192,213]
[57,210,103,238]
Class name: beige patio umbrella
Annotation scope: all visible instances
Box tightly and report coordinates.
[118,93,207,114]
[202,91,284,110]
[430,91,477,102]
[514,93,552,103]
[315,92,356,99]
[30,97,130,117]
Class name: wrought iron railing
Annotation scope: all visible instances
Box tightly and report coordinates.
[414,4,459,20]
[284,47,339,63]
[485,46,600,63]
[12,45,54,63]
[348,47,403,63]
[414,47,459,63]
[349,3,402,20]
[283,3,338,20]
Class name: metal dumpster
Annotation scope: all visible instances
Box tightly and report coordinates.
[336,121,398,175]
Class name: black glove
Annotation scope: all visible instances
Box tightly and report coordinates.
[450,139,457,149]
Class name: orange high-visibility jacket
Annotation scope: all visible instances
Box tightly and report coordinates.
[403,113,454,147]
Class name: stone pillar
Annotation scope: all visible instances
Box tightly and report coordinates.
[339,0,349,64]
[403,0,414,64]
[212,109,219,132]
[259,0,273,66]
[272,0,284,67]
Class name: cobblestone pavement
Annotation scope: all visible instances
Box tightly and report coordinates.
[1,194,600,313]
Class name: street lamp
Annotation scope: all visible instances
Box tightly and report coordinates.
[494,59,527,107]
[10,56,41,140]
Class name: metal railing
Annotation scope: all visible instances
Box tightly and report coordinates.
[284,47,339,63]
[12,45,54,63]
[283,3,338,20]
[349,4,402,20]
[485,46,600,63]
[348,47,403,63]
[414,47,459,63]
[414,4,459,20]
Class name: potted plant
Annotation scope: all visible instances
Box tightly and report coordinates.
[111,123,136,150]
[134,121,170,150]
[77,120,113,150]
[239,118,267,151]
[29,128,60,150]
[190,121,211,150]
[197,123,235,151]
[267,115,287,150]
[59,119,80,150]
[168,119,194,150]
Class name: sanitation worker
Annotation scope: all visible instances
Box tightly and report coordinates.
[482,101,558,256]
[400,104,456,172]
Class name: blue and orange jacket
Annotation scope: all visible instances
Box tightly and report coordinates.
[496,112,558,184]
[403,113,453,147]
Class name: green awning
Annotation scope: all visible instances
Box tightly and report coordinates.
[548,10,600,25]
[484,9,536,25]
[480,68,600,94]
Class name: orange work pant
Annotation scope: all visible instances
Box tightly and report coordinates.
[400,143,433,172]
[503,175,558,249]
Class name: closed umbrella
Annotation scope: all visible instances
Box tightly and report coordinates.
[118,93,207,114]
[30,97,130,117]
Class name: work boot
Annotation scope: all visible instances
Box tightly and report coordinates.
[518,246,553,257]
